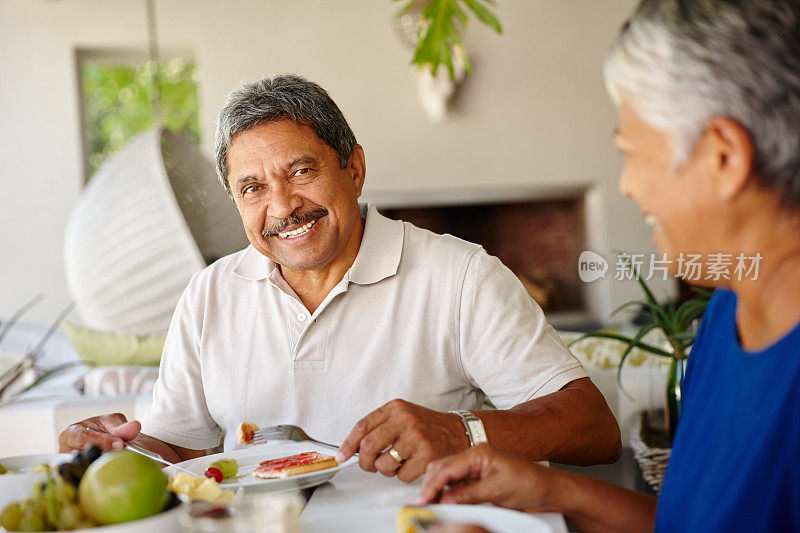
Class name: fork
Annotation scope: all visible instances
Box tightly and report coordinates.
[250,424,341,451]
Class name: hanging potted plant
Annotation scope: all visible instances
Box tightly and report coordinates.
[569,273,711,492]
[392,0,503,121]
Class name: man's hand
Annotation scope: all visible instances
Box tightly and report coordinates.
[58,413,141,453]
[419,445,561,513]
[336,399,469,482]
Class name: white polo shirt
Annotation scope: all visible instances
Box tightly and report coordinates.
[141,204,587,450]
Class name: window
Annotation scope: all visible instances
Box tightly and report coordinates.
[78,52,200,180]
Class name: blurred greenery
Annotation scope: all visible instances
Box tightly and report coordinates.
[81,57,200,178]
[395,0,502,80]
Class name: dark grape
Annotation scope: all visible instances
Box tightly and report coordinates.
[83,445,102,463]
[163,491,181,511]
[57,463,72,479]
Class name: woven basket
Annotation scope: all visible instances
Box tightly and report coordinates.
[630,412,672,494]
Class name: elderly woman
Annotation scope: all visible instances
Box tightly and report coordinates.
[419,0,800,531]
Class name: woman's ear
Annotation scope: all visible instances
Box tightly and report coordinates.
[702,117,755,201]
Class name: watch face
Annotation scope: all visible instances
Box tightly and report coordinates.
[467,420,488,443]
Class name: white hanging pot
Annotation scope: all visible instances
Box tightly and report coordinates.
[415,47,466,122]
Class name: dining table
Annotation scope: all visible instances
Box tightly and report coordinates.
[300,461,569,532]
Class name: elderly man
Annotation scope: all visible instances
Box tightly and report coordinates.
[60,75,620,481]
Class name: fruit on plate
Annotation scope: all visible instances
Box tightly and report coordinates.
[78,450,169,525]
[396,506,438,533]
[59,444,103,487]
[0,445,107,531]
[169,472,235,505]
[207,458,238,479]
[204,467,223,482]
[0,469,95,531]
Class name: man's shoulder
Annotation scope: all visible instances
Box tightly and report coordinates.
[400,220,483,265]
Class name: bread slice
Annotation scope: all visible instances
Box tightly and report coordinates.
[237,421,259,444]
[252,451,338,479]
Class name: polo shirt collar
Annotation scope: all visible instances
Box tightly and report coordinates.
[347,203,404,285]
[231,203,404,285]
[232,245,277,281]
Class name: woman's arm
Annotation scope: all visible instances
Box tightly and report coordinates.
[419,445,656,533]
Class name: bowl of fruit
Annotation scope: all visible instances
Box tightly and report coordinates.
[0,447,183,532]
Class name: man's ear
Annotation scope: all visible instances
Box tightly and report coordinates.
[701,117,755,201]
[348,144,367,197]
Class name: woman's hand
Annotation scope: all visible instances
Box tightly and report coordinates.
[418,444,563,513]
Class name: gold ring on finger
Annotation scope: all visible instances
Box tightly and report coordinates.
[388,447,405,464]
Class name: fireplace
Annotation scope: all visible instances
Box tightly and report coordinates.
[376,191,592,328]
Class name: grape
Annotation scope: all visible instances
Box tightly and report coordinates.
[164,491,181,511]
[17,504,46,531]
[57,503,82,530]
[57,462,72,479]
[208,458,238,479]
[0,502,21,530]
[84,444,103,464]
[25,496,45,516]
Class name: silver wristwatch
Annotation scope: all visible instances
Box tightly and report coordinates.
[449,410,489,446]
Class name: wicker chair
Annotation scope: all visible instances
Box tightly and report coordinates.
[64,128,247,335]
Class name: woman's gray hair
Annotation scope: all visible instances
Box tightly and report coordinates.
[213,74,357,195]
[604,0,800,209]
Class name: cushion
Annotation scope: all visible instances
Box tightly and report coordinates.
[62,323,165,367]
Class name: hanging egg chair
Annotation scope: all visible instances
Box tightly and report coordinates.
[64,128,247,335]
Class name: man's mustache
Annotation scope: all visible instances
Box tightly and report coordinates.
[262,208,329,237]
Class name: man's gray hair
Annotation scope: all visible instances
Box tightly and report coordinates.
[213,74,357,195]
[604,0,800,209]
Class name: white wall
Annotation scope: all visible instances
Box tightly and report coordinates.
[0,0,672,327]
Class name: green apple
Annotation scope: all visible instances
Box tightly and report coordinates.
[78,450,168,525]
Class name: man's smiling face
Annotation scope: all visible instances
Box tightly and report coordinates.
[226,119,365,273]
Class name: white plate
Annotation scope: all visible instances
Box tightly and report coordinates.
[304,504,553,533]
[167,441,356,493]
[0,454,73,507]
[0,453,71,474]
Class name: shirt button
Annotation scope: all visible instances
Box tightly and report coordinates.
[296,313,307,322]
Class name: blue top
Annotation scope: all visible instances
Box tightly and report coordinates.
[655,289,800,532]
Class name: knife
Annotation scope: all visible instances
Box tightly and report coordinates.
[124,442,198,476]
[85,426,198,476]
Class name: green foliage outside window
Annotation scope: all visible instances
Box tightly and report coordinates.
[81,57,200,178]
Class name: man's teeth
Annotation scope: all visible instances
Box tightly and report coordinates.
[277,219,317,239]
[644,215,661,231]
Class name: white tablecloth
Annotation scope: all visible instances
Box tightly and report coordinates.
[303,463,568,532]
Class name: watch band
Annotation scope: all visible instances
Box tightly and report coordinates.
[449,410,489,446]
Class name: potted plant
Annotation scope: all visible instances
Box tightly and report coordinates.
[569,274,711,491]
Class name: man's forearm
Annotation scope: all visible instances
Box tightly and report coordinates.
[131,433,205,463]
[551,468,657,532]
[474,378,621,465]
